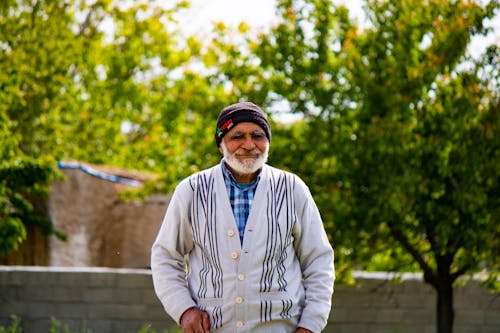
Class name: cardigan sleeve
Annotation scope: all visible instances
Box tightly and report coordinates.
[150,178,197,324]
[292,176,335,332]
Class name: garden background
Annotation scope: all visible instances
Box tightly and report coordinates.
[1,1,499,332]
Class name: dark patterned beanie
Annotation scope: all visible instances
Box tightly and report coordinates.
[215,102,271,147]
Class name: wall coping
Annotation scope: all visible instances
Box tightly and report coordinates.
[0,265,151,275]
[1,266,495,283]
[352,271,422,280]
[0,266,423,280]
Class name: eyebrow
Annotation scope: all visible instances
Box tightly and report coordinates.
[230,129,265,136]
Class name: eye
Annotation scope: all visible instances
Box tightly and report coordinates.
[252,131,266,140]
[229,132,244,140]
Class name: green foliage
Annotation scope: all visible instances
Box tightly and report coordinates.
[49,318,90,333]
[1,0,499,331]
[0,0,232,254]
[209,0,499,331]
[0,215,26,257]
[136,324,181,333]
[0,316,181,333]
[0,315,22,333]
[0,157,63,256]
[1,0,498,317]
[222,0,500,285]
[0,112,61,255]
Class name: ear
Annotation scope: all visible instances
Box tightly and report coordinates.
[218,145,223,154]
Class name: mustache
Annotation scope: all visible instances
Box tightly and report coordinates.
[235,148,261,156]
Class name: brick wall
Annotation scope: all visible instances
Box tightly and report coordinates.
[1,267,499,333]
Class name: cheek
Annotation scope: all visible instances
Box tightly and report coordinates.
[223,141,240,154]
[256,141,269,153]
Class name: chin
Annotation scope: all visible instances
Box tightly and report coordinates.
[232,161,261,175]
[220,141,269,176]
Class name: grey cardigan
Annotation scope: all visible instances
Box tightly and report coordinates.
[151,163,334,333]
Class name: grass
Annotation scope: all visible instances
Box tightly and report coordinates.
[0,316,181,333]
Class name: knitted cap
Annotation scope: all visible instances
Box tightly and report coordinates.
[215,102,271,147]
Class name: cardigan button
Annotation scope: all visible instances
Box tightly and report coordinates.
[236,321,244,328]
[237,274,245,281]
[235,296,243,304]
[231,252,239,259]
[228,229,235,237]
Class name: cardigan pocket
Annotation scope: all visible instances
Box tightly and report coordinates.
[197,296,223,307]
[259,291,302,320]
[260,290,291,301]
[196,297,224,330]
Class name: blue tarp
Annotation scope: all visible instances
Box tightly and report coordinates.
[57,161,142,187]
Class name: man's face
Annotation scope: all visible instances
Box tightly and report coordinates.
[219,122,269,177]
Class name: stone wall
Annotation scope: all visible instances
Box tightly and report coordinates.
[1,267,499,333]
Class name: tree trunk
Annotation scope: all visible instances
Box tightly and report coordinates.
[436,278,454,333]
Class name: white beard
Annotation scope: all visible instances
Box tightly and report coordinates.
[220,141,269,176]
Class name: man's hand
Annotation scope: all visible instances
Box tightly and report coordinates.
[294,327,313,333]
[180,307,210,333]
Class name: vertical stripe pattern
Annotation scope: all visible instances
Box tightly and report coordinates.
[189,171,224,329]
[260,171,296,321]
[188,166,300,327]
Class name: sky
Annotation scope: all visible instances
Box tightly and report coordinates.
[176,0,365,36]
[176,0,499,58]
[176,0,280,35]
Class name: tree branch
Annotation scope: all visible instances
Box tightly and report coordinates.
[387,221,437,287]
[451,264,471,282]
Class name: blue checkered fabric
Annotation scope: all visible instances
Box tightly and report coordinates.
[221,162,260,244]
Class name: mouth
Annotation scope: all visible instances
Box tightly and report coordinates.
[237,154,260,159]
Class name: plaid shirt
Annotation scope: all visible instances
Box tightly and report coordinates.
[221,161,261,244]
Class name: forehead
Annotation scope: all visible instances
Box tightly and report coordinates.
[227,122,264,134]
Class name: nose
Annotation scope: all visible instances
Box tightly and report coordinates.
[241,135,256,150]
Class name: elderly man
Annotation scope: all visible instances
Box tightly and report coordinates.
[151,102,334,333]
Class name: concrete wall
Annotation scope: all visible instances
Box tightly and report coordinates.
[0,266,175,333]
[1,267,499,333]
[48,167,170,268]
[1,164,170,268]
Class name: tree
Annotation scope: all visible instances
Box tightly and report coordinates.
[0,110,61,255]
[208,0,500,332]
[0,0,233,255]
